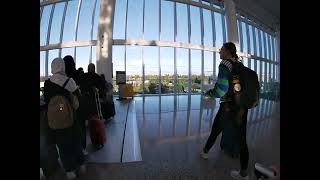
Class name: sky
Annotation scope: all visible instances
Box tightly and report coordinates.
[40,0,277,81]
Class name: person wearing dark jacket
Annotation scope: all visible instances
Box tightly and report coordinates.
[44,58,86,180]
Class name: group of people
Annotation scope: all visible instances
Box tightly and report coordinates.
[42,55,110,180]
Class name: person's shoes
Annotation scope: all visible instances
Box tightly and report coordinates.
[230,170,250,180]
[66,171,76,180]
[79,164,87,175]
[82,149,89,156]
[200,149,209,160]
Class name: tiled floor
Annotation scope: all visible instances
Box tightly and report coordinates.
[47,94,280,180]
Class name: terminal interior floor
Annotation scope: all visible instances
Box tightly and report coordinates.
[49,94,280,180]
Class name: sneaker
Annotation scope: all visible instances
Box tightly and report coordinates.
[82,149,89,156]
[66,171,76,180]
[230,170,249,180]
[200,149,209,160]
[79,164,87,175]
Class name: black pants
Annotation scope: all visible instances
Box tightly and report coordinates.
[49,127,85,172]
[204,102,249,171]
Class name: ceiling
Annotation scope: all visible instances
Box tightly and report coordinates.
[254,0,280,20]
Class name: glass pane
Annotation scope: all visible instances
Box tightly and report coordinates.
[256,60,260,81]
[215,52,221,77]
[237,20,241,51]
[144,0,159,41]
[63,0,79,42]
[176,48,189,93]
[242,57,248,67]
[160,47,174,93]
[49,3,65,44]
[249,25,254,55]
[204,51,213,85]
[261,31,265,58]
[127,0,143,39]
[92,0,100,40]
[161,0,174,42]
[61,47,75,59]
[255,28,260,57]
[190,6,201,45]
[267,34,272,60]
[48,49,60,76]
[75,46,91,72]
[40,51,46,87]
[144,46,159,94]
[214,12,223,49]
[112,45,125,92]
[91,46,97,66]
[191,50,201,93]
[77,0,94,41]
[40,5,53,46]
[126,46,142,94]
[241,22,247,53]
[113,0,127,39]
[203,9,213,47]
[176,3,188,43]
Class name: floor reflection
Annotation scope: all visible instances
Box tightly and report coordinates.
[135,94,280,169]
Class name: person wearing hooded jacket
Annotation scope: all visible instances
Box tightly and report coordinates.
[43,58,86,180]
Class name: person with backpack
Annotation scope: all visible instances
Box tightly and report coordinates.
[44,58,86,180]
[200,42,259,180]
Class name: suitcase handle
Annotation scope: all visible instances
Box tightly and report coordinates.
[94,89,104,121]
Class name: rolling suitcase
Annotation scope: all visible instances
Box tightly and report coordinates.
[88,89,106,148]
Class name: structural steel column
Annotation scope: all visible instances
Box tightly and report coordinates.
[224,0,239,50]
[97,0,116,83]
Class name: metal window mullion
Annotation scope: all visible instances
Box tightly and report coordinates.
[74,0,82,41]
[245,22,251,68]
[252,27,257,72]
[263,33,267,91]
[221,13,226,43]
[174,1,177,94]
[40,7,44,24]
[159,0,162,95]
[263,32,267,60]
[199,3,204,93]
[45,51,49,78]
[124,0,129,74]
[210,3,216,79]
[258,29,262,58]
[271,36,275,81]
[59,1,68,58]
[238,20,243,52]
[89,0,98,63]
[187,4,191,94]
[142,0,145,95]
[46,4,55,46]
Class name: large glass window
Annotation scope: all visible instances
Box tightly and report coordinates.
[144,0,159,41]
[214,13,224,49]
[126,46,142,94]
[144,46,159,94]
[176,48,189,93]
[248,25,254,55]
[127,0,144,39]
[176,3,188,43]
[160,47,174,93]
[160,0,174,42]
[40,51,46,86]
[112,45,125,92]
[40,5,53,46]
[190,50,201,93]
[61,47,75,59]
[49,3,65,44]
[92,0,100,40]
[190,6,201,45]
[241,22,247,53]
[203,51,213,85]
[203,9,213,47]
[113,0,127,39]
[63,0,79,42]
[254,27,260,57]
[215,52,221,77]
[75,46,91,72]
[77,0,94,41]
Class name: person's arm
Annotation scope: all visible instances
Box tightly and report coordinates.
[204,63,231,98]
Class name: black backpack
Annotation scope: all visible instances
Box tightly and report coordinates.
[229,61,260,109]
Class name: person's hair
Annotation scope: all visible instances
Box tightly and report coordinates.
[63,55,76,77]
[222,42,239,60]
[88,63,95,73]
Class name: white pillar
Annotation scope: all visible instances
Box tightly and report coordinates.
[97,0,115,83]
[224,0,240,52]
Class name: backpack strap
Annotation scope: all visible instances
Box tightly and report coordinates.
[62,78,70,89]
